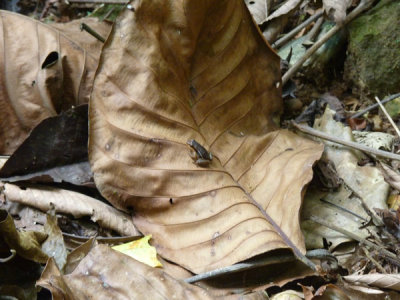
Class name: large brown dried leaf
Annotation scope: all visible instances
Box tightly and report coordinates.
[38,244,215,300]
[89,0,323,273]
[0,12,111,154]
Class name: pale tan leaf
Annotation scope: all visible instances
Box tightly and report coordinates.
[378,162,400,192]
[322,0,352,24]
[89,0,323,273]
[302,108,389,250]
[3,183,139,236]
[245,0,272,24]
[344,274,400,292]
[271,289,304,300]
[42,209,68,271]
[265,0,302,22]
[0,12,111,154]
[37,244,215,300]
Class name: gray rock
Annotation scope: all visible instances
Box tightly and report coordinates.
[345,0,400,97]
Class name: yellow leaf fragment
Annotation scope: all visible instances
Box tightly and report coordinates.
[112,235,162,268]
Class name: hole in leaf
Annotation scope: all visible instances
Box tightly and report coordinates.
[41,51,59,69]
[249,1,255,4]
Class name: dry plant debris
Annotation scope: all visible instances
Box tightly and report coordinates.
[1,0,400,299]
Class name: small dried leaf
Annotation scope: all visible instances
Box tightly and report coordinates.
[112,235,162,268]
[378,162,400,192]
[0,209,48,263]
[42,210,68,271]
[3,183,139,236]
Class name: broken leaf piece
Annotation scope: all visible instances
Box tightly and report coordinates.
[112,235,162,268]
[42,208,68,271]
[0,209,48,263]
[0,105,89,182]
[3,183,139,236]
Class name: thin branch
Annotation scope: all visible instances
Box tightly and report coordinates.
[344,180,400,247]
[375,96,400,138]
[80,23,106,43]
[272,11,324,49]
[302,16,324,46]
[320,198,368,221]
[62,232,141,243]
[350,93,400,119]
[343,181,384,227]
[282,0,374,86]
[292,122,400,161]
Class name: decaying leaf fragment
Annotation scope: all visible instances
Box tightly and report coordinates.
[42,209,68,271]
[89,0,323,273]
[0,12,111,154]
[3,183,139,236]
[0,209,48,263]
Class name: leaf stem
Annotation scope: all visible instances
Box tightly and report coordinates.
[80,23,106,43]
[240,186,317,271]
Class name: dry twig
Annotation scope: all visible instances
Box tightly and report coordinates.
[374,96,400,138]
[292,122,400,161]
[272,10,324,49]
[350,92,400,119]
